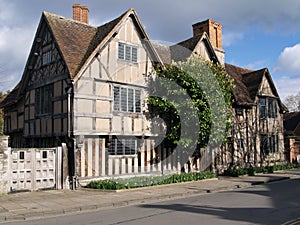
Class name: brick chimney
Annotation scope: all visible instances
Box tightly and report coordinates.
[192,19,222,49]
[192,19,225,64]
[72,4,89,24]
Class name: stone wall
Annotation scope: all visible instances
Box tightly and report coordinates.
[0,136,10,193]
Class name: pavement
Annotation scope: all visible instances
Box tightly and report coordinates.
[0,169,300,223]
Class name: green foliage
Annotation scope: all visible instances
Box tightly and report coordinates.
[86,171,215,190]
[222,163,299,177]
[147,55,234,150]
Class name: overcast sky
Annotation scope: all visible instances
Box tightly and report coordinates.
[0,0,300,99]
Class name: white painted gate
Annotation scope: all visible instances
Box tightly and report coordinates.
[9,148,58,191]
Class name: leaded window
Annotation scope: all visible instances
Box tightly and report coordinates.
[118,42,138,63]
[259,97,278,119]
[260,134,279,155]
[35,84,53,115]
[259,97,266,118]
[268,98,278,118]
[42,50,52,65]
[108,138,139,155]
[113,86,141,113]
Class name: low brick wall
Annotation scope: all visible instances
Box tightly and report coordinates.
[0,136,10,193]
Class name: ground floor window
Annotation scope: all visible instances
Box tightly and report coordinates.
[108,137,140,155]
[260,134,279,154]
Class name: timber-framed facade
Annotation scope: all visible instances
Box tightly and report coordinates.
[0,5,288,189]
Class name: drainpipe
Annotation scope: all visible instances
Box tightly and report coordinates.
[66,81,76,190]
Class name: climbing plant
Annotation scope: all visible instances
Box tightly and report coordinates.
[147,54,234,152]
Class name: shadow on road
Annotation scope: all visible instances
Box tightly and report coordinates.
[140,178,300,225]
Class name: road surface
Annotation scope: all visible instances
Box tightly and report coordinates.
[3,178,300,225]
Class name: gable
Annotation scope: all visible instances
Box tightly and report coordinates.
[171,34,219,64]
[45,12,98,79]
[27,26,67,88]
[258,74,276,97]
[73,9,161,82]
[77,15,154,86]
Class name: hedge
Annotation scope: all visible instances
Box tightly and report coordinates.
[222,163,299,177]
[86,171,215,190]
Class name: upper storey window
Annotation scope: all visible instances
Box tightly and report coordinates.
[259,97,278,119]
[42,50,52,66]
[118,42,138,63]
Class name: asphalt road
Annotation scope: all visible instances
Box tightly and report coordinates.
[4,178,300,225]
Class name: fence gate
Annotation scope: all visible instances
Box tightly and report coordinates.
[10,148,58,192]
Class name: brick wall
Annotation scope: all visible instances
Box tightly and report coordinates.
[0,136,10,193]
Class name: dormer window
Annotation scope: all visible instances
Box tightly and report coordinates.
[118,42,138,63]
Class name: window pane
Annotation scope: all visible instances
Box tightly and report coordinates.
[135,90,141,113]
[42,50,52,65]
[121,88,127,112]
[116,139,123,155]
[260,97,266,118]
[124,139,131,155]
[113,87,120,111]
[270,135,278,153]
[118,43,125,60]
[268,98,277,118]
[128,89,134,112]
[260,134,269,155]
[108,139,116,155]
[36,88,41,114]
[132,47,138,62]
[125,45,131,61]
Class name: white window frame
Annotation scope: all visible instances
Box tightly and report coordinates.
[118,42,138,63]
[113,86,141,113]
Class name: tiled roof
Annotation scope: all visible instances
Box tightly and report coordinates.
[45,11,126,79]
[45,12,98,79]
[76,12,126,75]
[175,36,202,51]
[225,63,287,111]
[242,68,266,100]
[153,35,214,65]
[151,42,172,65]
[225,63,254,106]
[284,111,300,135]
[0,83,20,108]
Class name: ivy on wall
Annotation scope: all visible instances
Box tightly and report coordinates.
[147,55,234,153]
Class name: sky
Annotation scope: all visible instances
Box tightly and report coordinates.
[0,0,300,100]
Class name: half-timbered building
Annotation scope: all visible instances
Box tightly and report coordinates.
[0,5,288,190]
